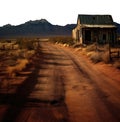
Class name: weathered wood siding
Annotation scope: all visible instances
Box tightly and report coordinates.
[72,14,117,45]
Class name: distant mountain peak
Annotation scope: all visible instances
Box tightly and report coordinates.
[25,19,51,25]
[3,24,12,27]
[0,19,76,37]
[40,19,49,23]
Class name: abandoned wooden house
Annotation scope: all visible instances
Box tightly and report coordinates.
[72,14,117,45]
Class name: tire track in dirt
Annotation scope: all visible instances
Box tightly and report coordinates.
[1,41,120,122]
[1,41,69,122]
[52,44,120,122]
[68,54,120,121]
[27,41,69,122]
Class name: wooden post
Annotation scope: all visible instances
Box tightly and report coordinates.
[109,40,112,61]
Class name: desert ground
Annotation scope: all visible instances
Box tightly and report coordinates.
[0,39,120,122]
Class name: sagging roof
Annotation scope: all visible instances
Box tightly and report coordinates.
[77,14,114,25]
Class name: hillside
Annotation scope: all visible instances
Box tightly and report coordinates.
[0,19,119,38]
[0,19,76,37]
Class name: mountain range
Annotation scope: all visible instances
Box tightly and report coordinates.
[0,19,120,38]
[0,19,76,37]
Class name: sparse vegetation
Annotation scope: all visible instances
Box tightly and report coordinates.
[89,52,102,63]
[49,36,120,69]
[85,43,97,52]
[101,51,110,63]
[0,37,41,92]
[0,37,38,89]
[7,59,28,78]
[49,36,75,46]
[16,38,35,50]
[0,36,120,92]
[74,43,120,68]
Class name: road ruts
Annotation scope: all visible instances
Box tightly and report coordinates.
[1,40,69,122]
[0,40,120,122]
[52,42,120,122]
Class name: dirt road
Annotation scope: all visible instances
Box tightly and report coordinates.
[0,40,120,122]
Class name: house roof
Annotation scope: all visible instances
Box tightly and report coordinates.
[80,24,116,28]
[78,14,115,25]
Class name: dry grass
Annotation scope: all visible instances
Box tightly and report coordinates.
[8,49,35,60]
[73,43,86,48]
[83,43,120,70]
[101,51,110,63]
[6,59,29,78]
[84,44,112,64]
[0,38,37,90]
[87,51,110,64]
[85,43,97,52]
[26,50,35,59]
[86,51,95,57]
[89,52,102,63]
[49,36,74,46]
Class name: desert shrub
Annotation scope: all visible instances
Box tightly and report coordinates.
[6,59,29,77]
[113,61,120,69]
[88,51,111,64]
[8,49,35,61]
[24,50,35,59]
[73,43,86,48]
[86,43,97,52]
[90,52,102,63]
[85,43,112,64]
[8,49,24,60]
[16,38,34,50]
[101,51,110,63]
[49,36,74,46]
[13,44,19,49]
[86,51,95,57]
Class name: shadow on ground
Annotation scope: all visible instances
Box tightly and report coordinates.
[0,44,69,122]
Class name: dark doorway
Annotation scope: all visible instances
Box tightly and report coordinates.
[109,31,116,46]
[103,34,106,43]
[76,30,80,42]
[85,30,91,44]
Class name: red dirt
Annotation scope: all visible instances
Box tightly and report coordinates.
[0,41,120,122]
